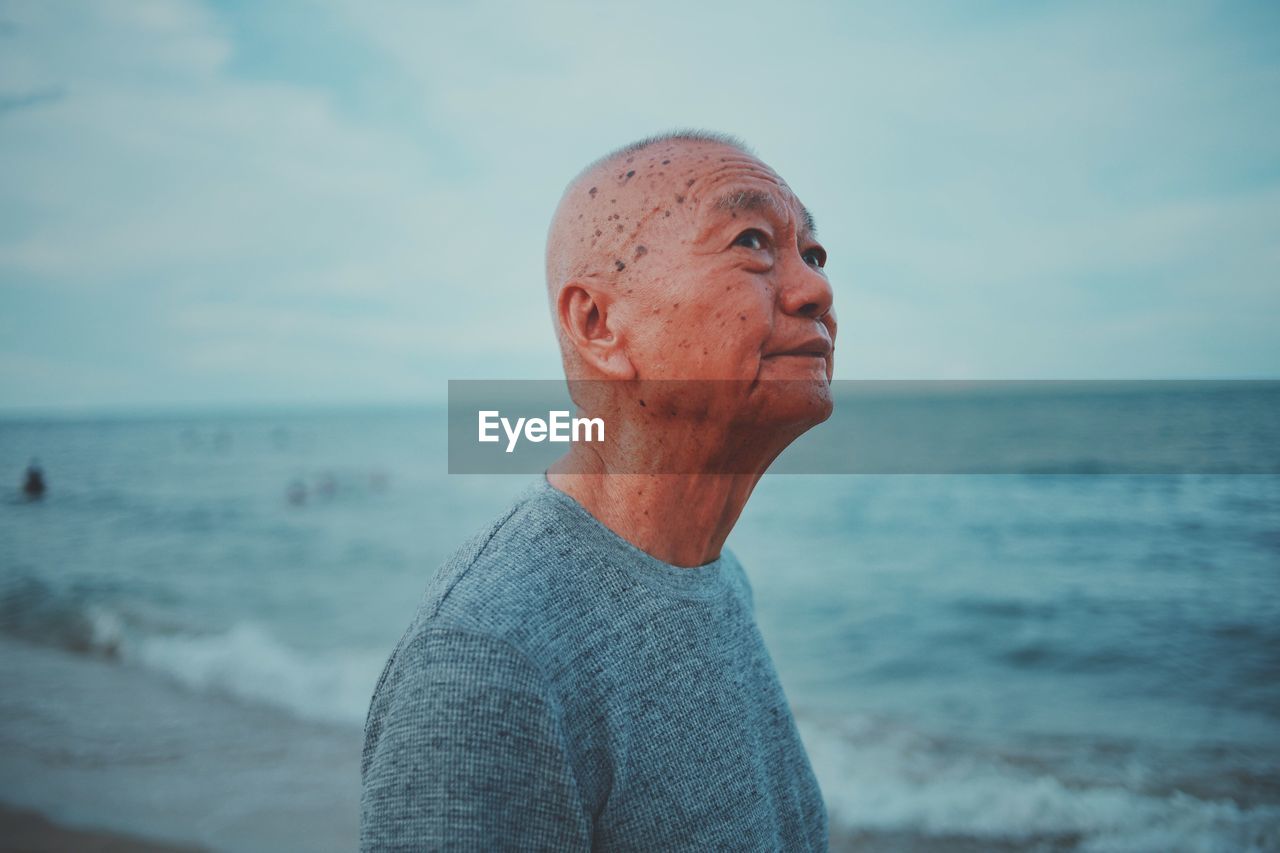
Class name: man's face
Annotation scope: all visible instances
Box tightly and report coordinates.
[615,144,837,427]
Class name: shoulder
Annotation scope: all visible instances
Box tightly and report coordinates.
[408,478,595,644]
[367,621,552,732]
[362,619,559,771]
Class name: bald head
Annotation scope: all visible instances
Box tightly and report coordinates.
[546,131,753,295]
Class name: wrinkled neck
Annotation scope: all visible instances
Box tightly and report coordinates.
[546,411,788,567]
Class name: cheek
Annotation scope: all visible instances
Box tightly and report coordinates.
[623,298,718,371]
[692,285,773,367]
[631,267,773,375]
[723,284,774,344]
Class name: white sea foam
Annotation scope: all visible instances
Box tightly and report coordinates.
[798,714,1280,852]
[0,582,381,728]
[125,622,383,727]
[85,603,126,656]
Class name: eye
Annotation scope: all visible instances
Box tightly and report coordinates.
[801,245,827,269]
[732,229,768,251]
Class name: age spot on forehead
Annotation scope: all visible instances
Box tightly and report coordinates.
[615,260,626,271]
[588,187,597,197]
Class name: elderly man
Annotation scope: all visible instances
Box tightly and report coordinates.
[361,130,835,851]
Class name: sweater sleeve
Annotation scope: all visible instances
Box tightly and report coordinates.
[360,624,590,852]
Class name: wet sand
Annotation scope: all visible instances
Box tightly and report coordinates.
[0,804,205,852]
[0,636,360,852]
[831,826,1082,852]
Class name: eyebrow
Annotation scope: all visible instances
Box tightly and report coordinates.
[712,189,818,238]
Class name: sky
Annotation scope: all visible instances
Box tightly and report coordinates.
[1,0,1277,412]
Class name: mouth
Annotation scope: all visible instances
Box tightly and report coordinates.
[763,337,833,359]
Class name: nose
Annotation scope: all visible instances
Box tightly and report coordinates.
[779,253,834,321]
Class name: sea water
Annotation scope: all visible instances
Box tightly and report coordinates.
[1,401,1277,851]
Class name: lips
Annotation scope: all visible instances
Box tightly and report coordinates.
[764,335,833,358]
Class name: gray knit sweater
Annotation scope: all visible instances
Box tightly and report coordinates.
[360,476,828,851]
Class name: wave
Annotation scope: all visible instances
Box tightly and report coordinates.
[0,574,138,658]
[0,576,382,726]
[799,713,1280,852]
[129,622,384,726]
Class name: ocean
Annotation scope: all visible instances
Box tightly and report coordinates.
[1,399,1278,851]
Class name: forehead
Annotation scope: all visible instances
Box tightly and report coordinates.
[678,149,810,234]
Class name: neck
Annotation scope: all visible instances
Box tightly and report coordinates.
[547,465,760,569]
[546,411,794,568]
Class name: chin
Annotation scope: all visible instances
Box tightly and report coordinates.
[742,375,834,431]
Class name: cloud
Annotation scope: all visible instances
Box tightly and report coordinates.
[0,86,64,114]
[0,0,1277,410]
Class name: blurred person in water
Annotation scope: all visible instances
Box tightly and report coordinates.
[22,459,46,501]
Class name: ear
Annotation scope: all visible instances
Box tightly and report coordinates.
[556,281,636,380]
